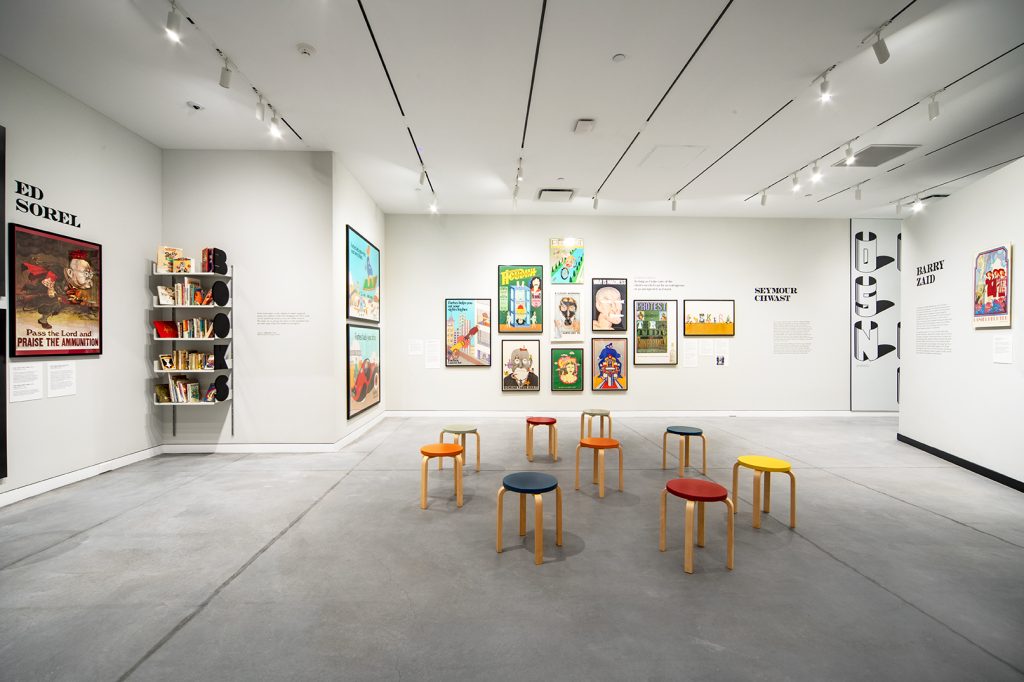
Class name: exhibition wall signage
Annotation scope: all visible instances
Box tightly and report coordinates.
[849,222,900,411]
[12,180,82,228]
[498,265,543,333]
[347,324,381,418]
[445,298,491,366]
[346,225,380,323]
[8,223,102,357]
[974,246,1011,328]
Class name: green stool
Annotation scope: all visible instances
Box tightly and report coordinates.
[439,424,480,472]
[580,409,612,439]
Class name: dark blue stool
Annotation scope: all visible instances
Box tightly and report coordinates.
[497,472,563,565]
[662,426,707,475]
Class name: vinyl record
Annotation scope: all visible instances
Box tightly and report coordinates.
[213,313,231,338]
[212,280,230,306]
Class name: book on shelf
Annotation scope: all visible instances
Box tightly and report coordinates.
[201,247,227,274]
[155,385,172,403]
[156,286,174,306]
[158,354,174,370]
[204,385,217,402]
[153,320,177,338]
[166,374,203,403]
[172,257,194,273]
[205,353,215,369]
[157,246,183,273]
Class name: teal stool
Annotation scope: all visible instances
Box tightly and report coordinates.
[439,424,480,472]
[662,426,707,476]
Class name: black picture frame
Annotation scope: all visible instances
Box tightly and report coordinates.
[633,299,679,366]
[8,222,103,357]
[682,299,736,337]
[1,124,6,479]
[550,347,584,391]
[497,265,544,334]
[346,323,381,418]
[501,339,541,391]
[345,224,380,324]
[592,277,628,332]
[591,337,628,391]
[444,298,492,367]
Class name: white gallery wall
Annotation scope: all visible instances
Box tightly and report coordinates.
[1,56,163,493]
[162,150,385,445]
[899,158,1024,483]
[385,214,850,411]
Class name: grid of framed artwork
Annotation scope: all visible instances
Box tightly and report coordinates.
[346,225,382,419]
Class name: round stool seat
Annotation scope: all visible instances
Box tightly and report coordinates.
[441,423,477,434]
[527,416,557,425]
[579,437,619,449]
[737,455,791,473]
[667,425,702,436]
[502,472,558,495]
[420,443,464,458]
[666,478,728,502]
[582,408,610,416]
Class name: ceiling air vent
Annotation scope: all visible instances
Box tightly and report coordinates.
[832,144,919,167]
[537,189,575,202]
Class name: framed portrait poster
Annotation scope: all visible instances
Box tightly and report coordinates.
[346,225,380,323]
[498,265,543,333]
[445,298,491,366]
[551,347,584,391]
[551,289,583,342]
[973,246,1011,329]
[683,299,735,336]
[9,223,102,357]
[592,278,627,332]
[549,237,584,284]
[501,339,540,391]
[592,338,627,391]
[634,299,678,365]
[347,324,381,418]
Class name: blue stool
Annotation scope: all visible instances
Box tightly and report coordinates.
[662,426,707,475]
[497,472,563,565]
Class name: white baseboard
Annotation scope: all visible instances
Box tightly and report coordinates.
[0,445,162,509]
[387,410,897,418]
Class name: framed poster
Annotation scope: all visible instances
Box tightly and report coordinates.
[592,338,627,391]
[592,278,627,332]
[683,299,735,336]
[445,298,491,366]
[634,299,678,365]
[347,324,381,418]
[498,265,543,333]
[9,223,102,357]
[551,289,583,341]
[549,237,584,284]
[974,246,1011,329]
[501,340,540,391]
[346,225,380,323]
[551,347,584,391]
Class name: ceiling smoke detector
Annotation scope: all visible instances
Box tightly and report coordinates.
[296,43,317,57]
[537,189,575,202]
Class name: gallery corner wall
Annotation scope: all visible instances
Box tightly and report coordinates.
[1,55,163,494]
[384,213,850,412]
[899,158,1024,485]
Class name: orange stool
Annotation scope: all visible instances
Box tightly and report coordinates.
[574,437,623,498]
[526,417,558,462]
[420,443,464,509]
[731,455,796,529]
[660,478,735,574]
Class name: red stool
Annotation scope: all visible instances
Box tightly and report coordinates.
[659,478,734,574]
[526,417,558,461]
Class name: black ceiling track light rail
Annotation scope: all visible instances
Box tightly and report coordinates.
[743,141,843,202]
[924,110,1024,157]
[520,0,547,152]
[592,0,735,197]
[355,0,436,196]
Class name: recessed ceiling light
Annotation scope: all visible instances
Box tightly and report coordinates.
[186,100,203,111]
[297,43,317,57]
[611,53,627,63]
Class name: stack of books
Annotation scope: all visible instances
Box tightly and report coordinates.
[158,351,215,371]
[155,377,219,403]
[152,319,216,339]
[157,246,194,273]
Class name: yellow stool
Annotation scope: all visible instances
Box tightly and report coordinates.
[574,437,623,498]
[579,409,612,439]
[420,443,464,509]
[439,424,480,472]
[732,455,796,529]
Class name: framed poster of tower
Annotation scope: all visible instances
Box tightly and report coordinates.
[346,225,380,323]
[445,298,491,366]
[498,265,543,333]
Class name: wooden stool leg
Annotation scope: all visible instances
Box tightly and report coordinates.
[607,415,613,438]
[474,432,481,472]
[697,501,706,547]
[752,470,763,529]
[598,450,606,498]
[579,413,585,441]
[763,471,772,513]
[599,416,605,438]
[526,423,533,461]
[421,456,429,509]
[787,471,797,528]
[678,437,685,477]
[617,446,624,492]
[496,487,506,553]
[659,489,668,551]
[552,425,558,461]
[684,437,691,468]
[700,434,708,475]
[534,494,544,565]
[724,498,735,569]
[592,450,598,484]
[519,493,526,536]
[684,500,695,573]
[438,434,444,470]
[574,445,581,490]
[455,456,463,508]
[548,425,554,457]
[662,432,668,470]
[731,461,741,514]
[587,415,593,438]
[555,486,563,546]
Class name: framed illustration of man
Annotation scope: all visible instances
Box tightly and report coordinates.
[592,278,627,332]
[8,223,102,357]
[501,340,541,391]
[592,338,627,391]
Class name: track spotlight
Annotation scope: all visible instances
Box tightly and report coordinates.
[269,112,282,139]
[819,77,831,103]
[219,60,232,89]
[760,191,767,207]
[872,33,890,65]
[593,195,599,210]
[429,199,439,214]
[855,185,862,201]
[516,159,524,183]
[791,174,801,192]
[912,195,924,212]
[845,142,856,165]
[811,161,823,184]
[671,195,677,212]
[165,2,182,43]
[928,95,940,122]
[256,95,266,122]
[419,168,426,186]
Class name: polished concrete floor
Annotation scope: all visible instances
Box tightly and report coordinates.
[0,416,1022,681]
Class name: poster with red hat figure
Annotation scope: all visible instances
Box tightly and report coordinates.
[8,224,102,357]
[973,245,1012,329]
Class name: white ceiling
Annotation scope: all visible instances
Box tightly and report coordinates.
[1,0,1022,218]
